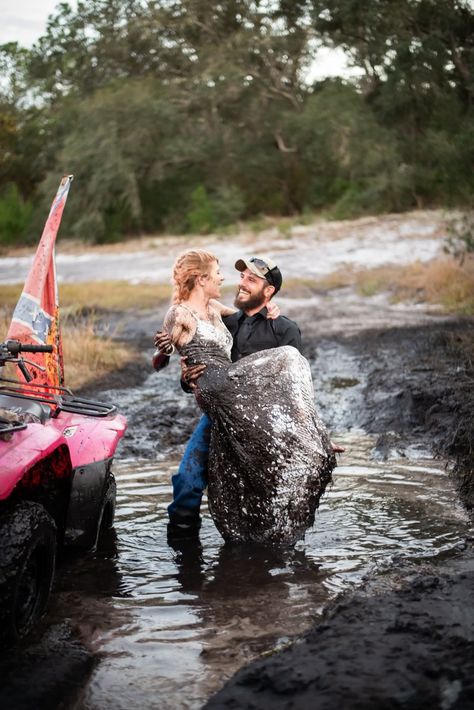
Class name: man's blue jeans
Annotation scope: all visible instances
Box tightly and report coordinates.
[168,413,211,518]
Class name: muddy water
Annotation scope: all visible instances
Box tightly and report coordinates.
[54,434,470,710]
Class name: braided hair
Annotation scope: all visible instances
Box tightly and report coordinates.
[172,249,217,303]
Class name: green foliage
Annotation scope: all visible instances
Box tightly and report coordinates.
[213,185,245,228]
[1,0,474,242]
[37,78,202,242]
[0,183,33,246]
[308,0,474,210]
[187,185,215,234]
[186,184,245,234]
[282,81,414,216]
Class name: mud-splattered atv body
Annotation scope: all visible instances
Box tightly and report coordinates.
[0,339,127,645]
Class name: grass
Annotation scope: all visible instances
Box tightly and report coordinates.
[264,256,474,315]
[62,315,133,390]
[0,310,133,391]
[281,257,474,315]
[0,281,171,391]
[354,257,474,315]
[0,253,472,391]
[0,281,172,313]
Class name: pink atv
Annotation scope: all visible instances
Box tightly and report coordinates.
[0,338,127,645]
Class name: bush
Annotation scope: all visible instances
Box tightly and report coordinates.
[186,185,216,233]
[0,183,33,246]
[185,184,245,234]
[213,184,245,227]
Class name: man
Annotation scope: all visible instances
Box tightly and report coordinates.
[154,255,302,538]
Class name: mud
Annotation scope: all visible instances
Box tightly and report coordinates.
[204,554,474,710]
[198,305,474,709]
[103,299,473,710]
[95,301,474,512]
[71,297,474,709]
[0,622,94,710]
[1,210,473,709]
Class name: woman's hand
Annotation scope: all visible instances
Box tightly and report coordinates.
[266,301,280,320]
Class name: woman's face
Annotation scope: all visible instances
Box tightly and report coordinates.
[203,260,224,298]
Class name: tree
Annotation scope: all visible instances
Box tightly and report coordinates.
[307,0,474,206]
[2,0,474,243]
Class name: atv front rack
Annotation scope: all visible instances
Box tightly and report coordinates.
[0,379,117,418]
[55,396,117,417]
[0,416,27,434]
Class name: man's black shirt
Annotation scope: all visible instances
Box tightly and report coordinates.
[223,306,302,362]
[153,306,302,380]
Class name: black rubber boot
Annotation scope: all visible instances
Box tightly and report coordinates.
[167,507,202,540]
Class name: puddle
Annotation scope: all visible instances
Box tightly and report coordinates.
[52,432,471,710]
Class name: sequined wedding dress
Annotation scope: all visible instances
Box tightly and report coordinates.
[167,305,336,544]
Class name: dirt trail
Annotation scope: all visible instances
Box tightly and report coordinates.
[94,259,474,710]
[111,288,474,710]
[78,211,473,710]
[1,210,473,709]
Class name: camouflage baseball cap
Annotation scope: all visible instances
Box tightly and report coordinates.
[234,255,282,293]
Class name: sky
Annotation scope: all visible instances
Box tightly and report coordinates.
[0,0,62,46]
[0,0,356,80]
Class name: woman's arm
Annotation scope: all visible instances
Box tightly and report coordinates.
[209,298,280,319]
[163,305,196,348]
[209,299,237,317]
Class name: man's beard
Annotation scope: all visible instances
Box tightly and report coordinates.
[234,287,266,312]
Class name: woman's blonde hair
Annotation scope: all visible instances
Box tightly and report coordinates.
[172,249,217,303]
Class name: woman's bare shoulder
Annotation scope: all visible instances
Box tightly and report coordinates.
[209,299,237,317]
[164,303,190,325]
[164,304,196,346]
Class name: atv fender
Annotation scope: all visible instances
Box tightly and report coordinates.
[64,458,114,550]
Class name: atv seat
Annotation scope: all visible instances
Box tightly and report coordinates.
[0,393,52,424]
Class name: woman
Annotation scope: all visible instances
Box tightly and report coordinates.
[163,249,336,544]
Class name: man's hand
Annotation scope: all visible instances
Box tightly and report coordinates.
[154,330,173,354]
[181,357,206,390]
[331,441,346,454]
[266,301,280,320]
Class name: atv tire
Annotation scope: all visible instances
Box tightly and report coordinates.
[0,501,56,646]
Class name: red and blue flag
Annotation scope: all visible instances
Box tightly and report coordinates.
[7,175,73,389]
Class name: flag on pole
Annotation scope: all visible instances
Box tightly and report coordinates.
[7,175,74,389]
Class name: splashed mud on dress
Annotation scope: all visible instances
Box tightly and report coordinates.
[164,305,336,544]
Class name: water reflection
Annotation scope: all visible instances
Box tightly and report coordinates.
[49,434,471,710]
[168,537,330,670]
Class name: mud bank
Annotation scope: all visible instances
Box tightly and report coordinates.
[103,302,474,710]
[198,307,474,709]
[204,552,474,710]
[0,622,94,710]
[1,292,472,709]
